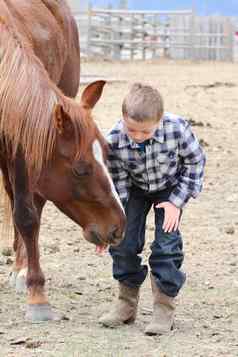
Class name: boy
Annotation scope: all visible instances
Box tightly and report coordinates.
[99,83,206,335]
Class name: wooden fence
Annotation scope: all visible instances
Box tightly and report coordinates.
[74,8,235,61]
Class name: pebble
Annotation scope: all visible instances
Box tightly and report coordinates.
[225,227,235,235]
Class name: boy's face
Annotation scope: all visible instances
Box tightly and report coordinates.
[123,116,158,143]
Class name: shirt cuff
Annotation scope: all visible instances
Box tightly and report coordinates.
[119,193,129,207]
[169,188,190,208]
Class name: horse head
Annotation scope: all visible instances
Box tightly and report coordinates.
[38,81,126,249]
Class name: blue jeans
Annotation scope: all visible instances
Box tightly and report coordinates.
[109,186,186,297]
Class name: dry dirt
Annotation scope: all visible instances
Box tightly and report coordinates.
[0,59,238,357]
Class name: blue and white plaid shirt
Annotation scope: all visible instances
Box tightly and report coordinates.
[106,112,206,208]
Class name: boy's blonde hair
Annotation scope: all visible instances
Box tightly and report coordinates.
[122,83,164,122]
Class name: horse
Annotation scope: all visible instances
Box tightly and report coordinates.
[0,0,126,322]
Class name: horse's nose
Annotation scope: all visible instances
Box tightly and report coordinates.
[89,230,102,246]
[108,225,124,247]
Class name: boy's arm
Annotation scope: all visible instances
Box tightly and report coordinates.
[107,147,131,208]
[169,121,206,208]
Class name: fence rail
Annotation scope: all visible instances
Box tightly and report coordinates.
[74,8,235,61]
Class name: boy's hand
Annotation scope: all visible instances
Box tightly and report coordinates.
[155,201,181,233]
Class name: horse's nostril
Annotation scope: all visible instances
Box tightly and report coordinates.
[108,226,123,246]
[90,231,102,246]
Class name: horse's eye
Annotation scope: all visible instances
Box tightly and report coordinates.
[72,162,92,178]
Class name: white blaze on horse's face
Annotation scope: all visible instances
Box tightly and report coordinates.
[92,140,124,211]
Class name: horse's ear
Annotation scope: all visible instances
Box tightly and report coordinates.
[54,104,74,139]
[81,80,106,109]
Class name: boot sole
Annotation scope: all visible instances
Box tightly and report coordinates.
[145,323,174,336]
[99,316,136,328]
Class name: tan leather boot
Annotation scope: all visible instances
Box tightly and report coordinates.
[99,283,140,328]
[145,273,175,335]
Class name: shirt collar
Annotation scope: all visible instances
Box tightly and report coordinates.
[152,116,164,144]
[118,116,165,148]
[118,121,131,148]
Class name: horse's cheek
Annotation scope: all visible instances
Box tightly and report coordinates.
[71,185,81,200]
[37,174,72,201]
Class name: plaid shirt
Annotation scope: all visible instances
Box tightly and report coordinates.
[106,112,206,208]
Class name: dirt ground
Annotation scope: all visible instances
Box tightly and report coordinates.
[0,59,238,357]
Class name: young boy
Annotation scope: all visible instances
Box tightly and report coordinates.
[99,83,206,335]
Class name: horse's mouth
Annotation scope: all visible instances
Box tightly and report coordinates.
[84,228,122,249]
[87,230,104,246]
[95,244,108,254]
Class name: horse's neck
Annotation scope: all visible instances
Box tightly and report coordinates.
[0,1,64,107]
[1,1,32,47]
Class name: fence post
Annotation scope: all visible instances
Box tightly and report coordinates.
[216,18,221,61]
[164,20,170,58]
[152,14,157,59]
[104,6,112,59]
[86,2,92,58]
[113,14,122,60]
[142,14,146,60]
[225,17,234,61]
[230,21,235,62]
[130,14,134,60]
[189,9,195,60]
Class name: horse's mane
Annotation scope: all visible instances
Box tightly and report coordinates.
[0,17,94,177]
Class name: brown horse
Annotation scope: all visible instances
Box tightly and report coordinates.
[0,0,125,322]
